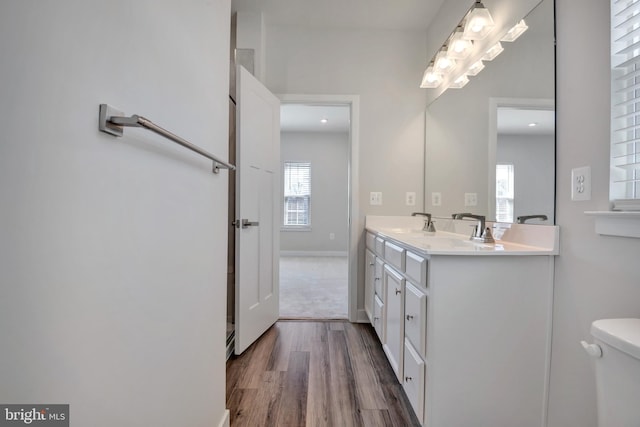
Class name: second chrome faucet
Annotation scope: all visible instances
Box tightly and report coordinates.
[455,213,495,243]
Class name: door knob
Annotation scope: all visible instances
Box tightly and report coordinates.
[237,219,259,229]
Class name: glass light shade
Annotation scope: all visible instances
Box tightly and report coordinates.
[434,50,456,73]
[420,66,443,88]
[447,30,473,60]
[449,74,470,89]
[462,4,495,40]
[466,60,485,76]
[501,20,528,42]
[483,42,504,61]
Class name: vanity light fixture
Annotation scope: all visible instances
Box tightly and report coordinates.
[420,65,443,88]
[434,50,456,73]
[320,118,328,124]
[528,122,538,127]
[462,1,495,41]
[483,41,504,61]
[447,28,473,60]
[466,59,485,76]
[449,74,470,89]
[501,19,528,42]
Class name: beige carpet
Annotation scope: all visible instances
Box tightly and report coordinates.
[279,256,348,319]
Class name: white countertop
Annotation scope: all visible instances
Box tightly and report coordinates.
[366,216,559,256]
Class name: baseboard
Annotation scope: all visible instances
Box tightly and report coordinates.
[217,409,230,427]
[280,250,348,257]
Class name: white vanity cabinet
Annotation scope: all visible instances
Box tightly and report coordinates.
[364,223,557,427]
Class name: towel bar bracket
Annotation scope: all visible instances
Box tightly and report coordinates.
[98,104,125,137]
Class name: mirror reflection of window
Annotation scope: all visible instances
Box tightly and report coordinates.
[496,164,514,222]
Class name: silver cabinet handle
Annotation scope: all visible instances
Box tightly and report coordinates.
[405,376,413,382]
[395,288,402,295]
[406,314,414,321]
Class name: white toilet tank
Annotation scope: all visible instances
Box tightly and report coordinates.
[586,318,640,427]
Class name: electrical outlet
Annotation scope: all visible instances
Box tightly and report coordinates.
[464,192,478,207]
[432,192,442,206]
[571,166,591,201]
[406,192,416,206]
[369,192,382,205]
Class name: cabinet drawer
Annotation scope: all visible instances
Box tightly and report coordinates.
[405,281,427,358]
[403,339,425,422]
[373,294,385,341]
[405,251,427,287]
[374,257,385,301]
[374,236,385,257]
[384,241,405,272]
[366,232,376,251]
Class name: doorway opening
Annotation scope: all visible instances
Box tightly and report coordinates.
[278,95,360,321]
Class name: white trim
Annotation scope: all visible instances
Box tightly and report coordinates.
[278,94,360,323]
[280,250,348,257]
[355,308,370,323]
[585,211,640,238]
[218,410,230,427]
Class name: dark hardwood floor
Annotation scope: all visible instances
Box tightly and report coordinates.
[226,320,421,427]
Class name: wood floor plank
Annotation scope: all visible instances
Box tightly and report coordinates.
[236,324,278,389]
[275,351,310,427]
[306,339,332,427]
[244,370,284,427]
[227,388,258,427]
[343,322,390,410]
[328,329,363,426]
[360,409,395,426]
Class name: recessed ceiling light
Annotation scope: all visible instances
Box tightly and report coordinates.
[320,118,328,124]
[528,122,538,127]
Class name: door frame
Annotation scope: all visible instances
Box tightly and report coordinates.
[278,94,360,322]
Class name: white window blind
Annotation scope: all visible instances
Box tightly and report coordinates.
[496,164,514,222]
[283,162,311,226]
[611,0,640,210]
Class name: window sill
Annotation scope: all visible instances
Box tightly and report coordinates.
[585,211,640,238]
[281,226,312,232]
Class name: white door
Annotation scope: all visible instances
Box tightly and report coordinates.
[234,66,280,355]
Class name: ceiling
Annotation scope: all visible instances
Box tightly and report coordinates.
[280,104,350,133]
[231,0,447,31]
[497,108,555,135]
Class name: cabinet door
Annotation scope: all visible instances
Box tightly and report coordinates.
[374,257,384,301]
[405,281,427,359]
[365,249,376,323]
[403,339,425,422]
[373,294,384,341]
[383,265,405,381]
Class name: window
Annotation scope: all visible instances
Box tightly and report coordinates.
[283,162,311,227]
[611,0,640,210]
[496,164,514,222]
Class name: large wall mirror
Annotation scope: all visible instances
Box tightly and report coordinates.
[424,0,555,224]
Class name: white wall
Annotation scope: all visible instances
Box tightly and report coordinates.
[548,1,640,426]
[0,2,230,426]
[265,26,427,218]
[497,134,555,222]
[281,131,349,254]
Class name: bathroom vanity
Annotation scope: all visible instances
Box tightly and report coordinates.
[365,216,559,427]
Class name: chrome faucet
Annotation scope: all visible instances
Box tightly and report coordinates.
[517,214,548,224]
[452,212,473,219]
[456,213,495,243]
[411,212,436,232]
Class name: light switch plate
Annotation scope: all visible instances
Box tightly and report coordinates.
[370,192,382,205]
[571,166,591,201]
